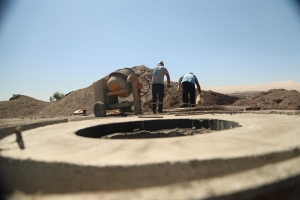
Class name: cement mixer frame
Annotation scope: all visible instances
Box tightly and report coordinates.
[92,68,150,117]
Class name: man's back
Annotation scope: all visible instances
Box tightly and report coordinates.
[152,66,168,84]
[182,73,198,85]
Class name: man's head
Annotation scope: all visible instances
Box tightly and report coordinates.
[158,61,164,66]
[189,72,193,74]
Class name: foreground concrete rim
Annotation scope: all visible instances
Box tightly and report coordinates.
[1,112,300,199]
[5,156,300,200]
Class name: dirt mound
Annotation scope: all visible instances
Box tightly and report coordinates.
[0,65,241,118]
[0,95,50,119]
[38,85,95,116]
[8,66,299,118]
[232,89,300,110]
[201,90,239,106]
[2,65,298,119]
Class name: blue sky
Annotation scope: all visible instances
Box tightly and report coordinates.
[0,0,299,101]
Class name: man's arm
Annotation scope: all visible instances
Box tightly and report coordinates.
[149,69,153,81]
[178,77,183,85]
[166,73,170,85]
[196,81,201,94]
[177,77,183,92]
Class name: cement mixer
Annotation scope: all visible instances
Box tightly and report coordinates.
[93,68,150,117]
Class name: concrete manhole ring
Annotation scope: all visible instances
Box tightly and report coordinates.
[1,113,300,199]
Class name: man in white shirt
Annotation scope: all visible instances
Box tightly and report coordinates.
[150,61,171,113]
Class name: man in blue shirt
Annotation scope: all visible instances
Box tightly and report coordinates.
[150,61,171,113]
[178,72,201,107]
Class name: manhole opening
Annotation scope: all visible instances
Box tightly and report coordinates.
[75,119,240,139]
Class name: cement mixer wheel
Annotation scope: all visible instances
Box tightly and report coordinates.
[94,101,106,117]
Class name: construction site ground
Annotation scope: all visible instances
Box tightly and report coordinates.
[1,66,300,199]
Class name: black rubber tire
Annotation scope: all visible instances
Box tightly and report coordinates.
[94,101,106,117]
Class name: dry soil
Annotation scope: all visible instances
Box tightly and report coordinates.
[1,65,299,121]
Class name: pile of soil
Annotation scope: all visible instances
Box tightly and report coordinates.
[0,95,50,119]
[1,66,299,119]
[232,89,300,110]
[38,85,95,117]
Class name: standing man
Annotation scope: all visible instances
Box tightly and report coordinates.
[178,72,201,107]
[150,61,171,113]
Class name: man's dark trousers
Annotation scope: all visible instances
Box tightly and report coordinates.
[152,83,164,112]
[182,82,195,107]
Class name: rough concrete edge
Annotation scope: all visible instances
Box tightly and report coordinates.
[3,154,300,200]
[0,147,299,195]
[0,119,68,140]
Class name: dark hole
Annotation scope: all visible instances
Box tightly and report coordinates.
[75,119,240,139]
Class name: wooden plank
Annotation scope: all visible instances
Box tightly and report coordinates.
[165,106,260,113]
[138,115,164,118]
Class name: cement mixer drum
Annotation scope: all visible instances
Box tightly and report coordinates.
[107,75,127,92]
[107,68,135,97]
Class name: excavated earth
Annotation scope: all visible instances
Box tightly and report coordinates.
[232,89,300,110]
[1,65,299,122]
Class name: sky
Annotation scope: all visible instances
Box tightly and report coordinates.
[0,0,299,101]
